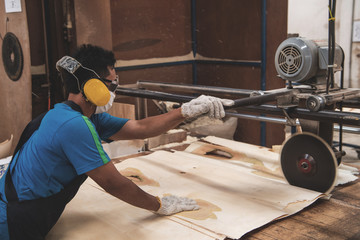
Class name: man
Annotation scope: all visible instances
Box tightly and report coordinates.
[0,44,234,240]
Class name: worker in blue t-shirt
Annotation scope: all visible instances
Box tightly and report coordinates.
[0,44,234,240]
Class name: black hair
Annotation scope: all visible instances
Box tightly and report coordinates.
[60,44,116,94]
[73,44,116,77]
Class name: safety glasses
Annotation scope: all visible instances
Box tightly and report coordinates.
[102,75,119,92]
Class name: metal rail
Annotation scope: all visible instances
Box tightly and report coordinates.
[115,87,360,126]
[137,81,254,97]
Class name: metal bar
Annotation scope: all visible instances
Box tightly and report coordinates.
[191,0,198,85]
[261,0,267,92]
[214,113,360,135]
[42,0,51,110]
[116,87,294,108]
[260,0,268,147]
[334,125,360,134]
[115,60,194,71]
[116,87,194,103]
[231,89,295,108]
[191,0,197,58]
[333,141,360,152]
[115,87,360,126]
[324,89,360,104]
[195,59,261,67]
[192,61,198,85]
[238,104,360,126]
[137,81,254,97]
[115,59,261,72]
[225,112,293,125]
[223,113,360,135]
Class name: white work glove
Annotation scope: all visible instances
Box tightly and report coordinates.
[155,195,199,216]
[181,95,234,119]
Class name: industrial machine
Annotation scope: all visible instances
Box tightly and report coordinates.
[114,33,360,195]
[273,37,356,194]
[114,0,359,194]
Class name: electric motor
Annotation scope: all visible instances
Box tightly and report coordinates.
[274,37,343,84]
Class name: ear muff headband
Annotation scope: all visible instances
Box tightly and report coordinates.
[83,78,110,106]
[56,56,111,106]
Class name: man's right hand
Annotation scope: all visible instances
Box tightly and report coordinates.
[181,95,234,119]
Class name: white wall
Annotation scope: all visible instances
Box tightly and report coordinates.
[288,0,360,88]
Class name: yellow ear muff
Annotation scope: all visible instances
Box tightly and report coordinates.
[83,78,110,106]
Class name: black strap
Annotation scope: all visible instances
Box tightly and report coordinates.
[7,174,87,240]
[5,101,83,202]
[63,100,83,115]
[4,101,86,239]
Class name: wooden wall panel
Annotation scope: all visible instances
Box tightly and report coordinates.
[196,64,263,144]
[116,64,193,115]
[196,0,262,60]
[196,64,261,89]
[195,0,288,146]
[117,64,193,86]
[107,0,288,146]
[0,0,32,153]
[264,0,288,147]
[75,0,113,49]
[110,0,191,60]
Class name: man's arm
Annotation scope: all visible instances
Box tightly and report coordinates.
[110,108,185,140]
[109,95,234,141]
[86,161,199,215]
[86,161,160,211]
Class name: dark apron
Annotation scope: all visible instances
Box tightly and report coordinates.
[4,101,88,240]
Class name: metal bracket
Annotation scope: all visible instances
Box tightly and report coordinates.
[282,109,297,126]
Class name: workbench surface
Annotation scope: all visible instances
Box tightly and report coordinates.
[114,141,360,240]
[112,147,360,240]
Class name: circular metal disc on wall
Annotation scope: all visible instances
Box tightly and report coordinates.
[2,32,24,81]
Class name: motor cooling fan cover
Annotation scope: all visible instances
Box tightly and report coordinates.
[275,37,318,82]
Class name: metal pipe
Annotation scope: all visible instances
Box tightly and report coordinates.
[115,87,360,126]
[231,89,295,108]
[334,125,360,134]
[137,81,254,97]
[238,104,360,126]
[116,86,295,108]
[225,112,295,125]
[191,0,197,58]
[42,0,51,110]
[116,87,194,103]
[225,113,360,135]
[222,113,360,135]
[191,0,198,84]
[324,89,360,104]
[261,0,268,147]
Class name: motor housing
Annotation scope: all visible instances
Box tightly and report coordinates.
[274,37,343,85]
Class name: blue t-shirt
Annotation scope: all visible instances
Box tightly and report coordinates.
[0,103,129,239]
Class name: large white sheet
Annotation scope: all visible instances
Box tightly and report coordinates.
[48,137,357,239]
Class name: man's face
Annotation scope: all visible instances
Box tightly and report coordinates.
[103,65,119,92]
[106,65,117,82]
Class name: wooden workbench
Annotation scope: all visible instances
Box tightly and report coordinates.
[240,164,360,240]
[112,142,360,240]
